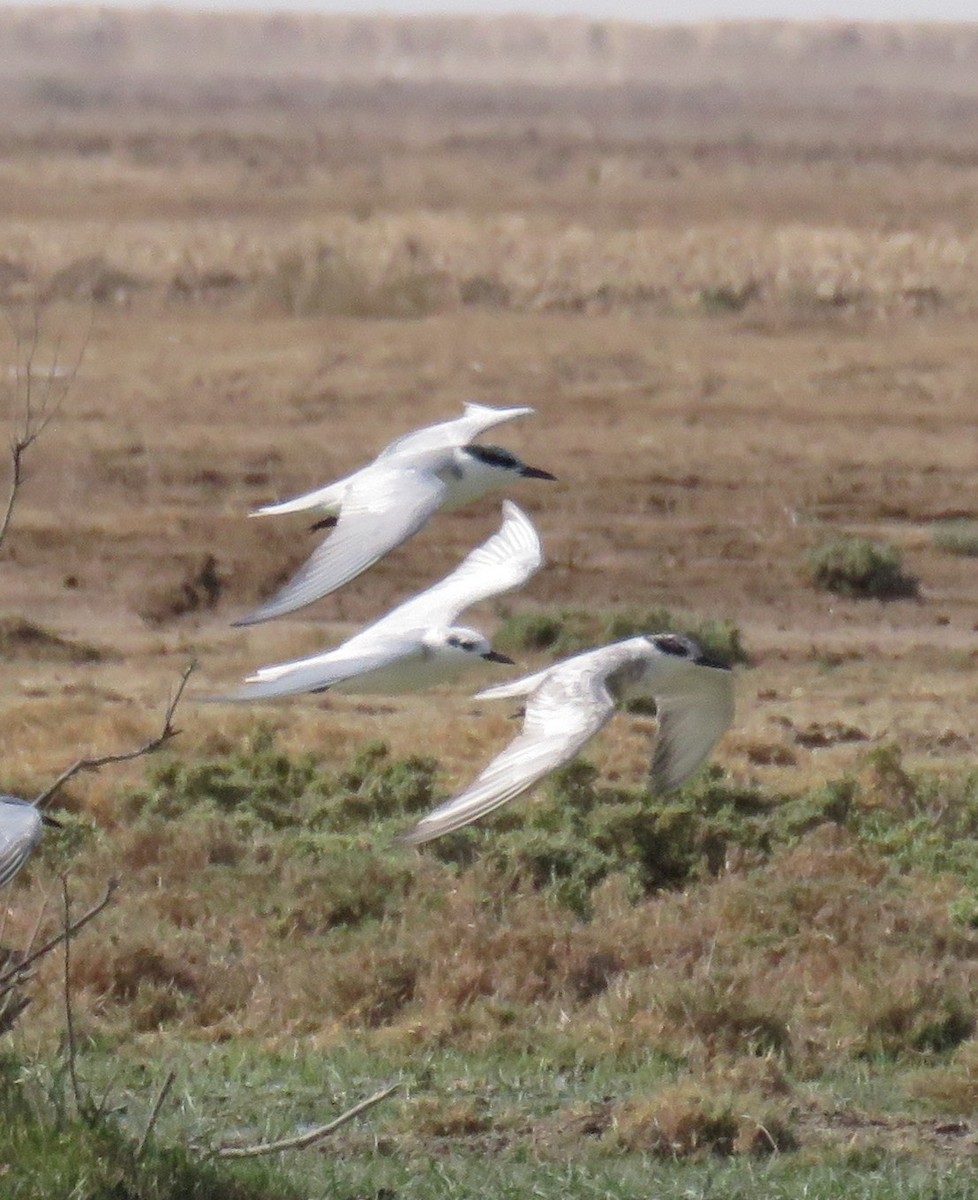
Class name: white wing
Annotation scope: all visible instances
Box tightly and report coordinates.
[377,403,534,460]
[249,476,349,519]
[235,467,448,626]
[648,665,735,794]
[210,636,425,702]
[0,798,43,888]
[370,501,543,636]
[398,659,617,845]
[472,666,554,703]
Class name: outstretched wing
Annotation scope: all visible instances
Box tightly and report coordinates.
[235,467,448,626]
[208,637,425,702]
[377,403,534,460]
[371,501,543,636]
[397,659,616,845]
[0,798,43,888]
[648,665,735,794]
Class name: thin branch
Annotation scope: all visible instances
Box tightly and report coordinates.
[136,1070,177,1159]
[33,661,196,810]
[0,303,91,555]
[0,440,25,552]
[213,1082,401,1160]
[61,877,83,1115]
[92,1062,126,1125]
[0,879,117,996]
[20,892,51,962]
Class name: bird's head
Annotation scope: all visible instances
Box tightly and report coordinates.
[428,625,515,667]
[644,632,731,671]
[461,443,557,484]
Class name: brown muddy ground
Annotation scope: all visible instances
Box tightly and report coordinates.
[0,76,976,810]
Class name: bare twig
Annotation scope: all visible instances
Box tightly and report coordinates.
[33,661,196,810]
[92,1062,126,1125]
[20,892,50,961]
[135,1070,177,1159]
[0,879,117,997]
[61,877,84,1114]
[0,303,90,555]
[213,1082,401,1160]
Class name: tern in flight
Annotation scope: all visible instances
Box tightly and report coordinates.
[0,796,60,888]
[236,403,555,626]
[214,502,542,701]
[398,633,735,845]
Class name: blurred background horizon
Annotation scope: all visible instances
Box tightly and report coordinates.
[3,0,978,20]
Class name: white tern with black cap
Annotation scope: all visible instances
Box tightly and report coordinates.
[397,633,735,846]
[236,403,555,625]
[213,502,542,701]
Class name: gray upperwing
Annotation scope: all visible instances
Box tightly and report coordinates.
[235,468,448,626]
[0,799,43,887]
[648,665,735,794]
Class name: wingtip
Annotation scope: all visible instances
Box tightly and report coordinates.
[230,613,260,628]
[463,401,535,419]
[231,602,285,627]
[392,824,428,848]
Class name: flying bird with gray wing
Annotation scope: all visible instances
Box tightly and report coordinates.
[236,403,555,626]
[0,795,60,888]
[211,502,542,701]
[397,633,734,846]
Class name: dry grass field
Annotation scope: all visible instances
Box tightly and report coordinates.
[4,13,978,1197]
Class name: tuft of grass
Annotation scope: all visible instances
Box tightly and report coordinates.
[807,537,919,600]
[932,519,978,558]
[257,246,454,319]
[605,1083,797,1157]
[698,280,759,314]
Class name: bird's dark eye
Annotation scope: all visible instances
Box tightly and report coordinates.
[447,635,460,648]
[654,634,692,658]
[465,444,519,470]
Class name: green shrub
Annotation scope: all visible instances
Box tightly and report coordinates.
[807,537,919,600]
[126,731,438,833]
[122,734,442,933]
[124,731,978,923]
[428,762,779,917]
[933,520,978,558]
[126,725,327,826]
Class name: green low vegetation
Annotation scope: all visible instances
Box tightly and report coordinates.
[932,519,978,558]
[0,1053,293,1200]
[807,538,919,600]
[8,733,978,1197]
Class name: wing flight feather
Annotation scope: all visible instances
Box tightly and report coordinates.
[235,468,447,625]
[398,662,616,844]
